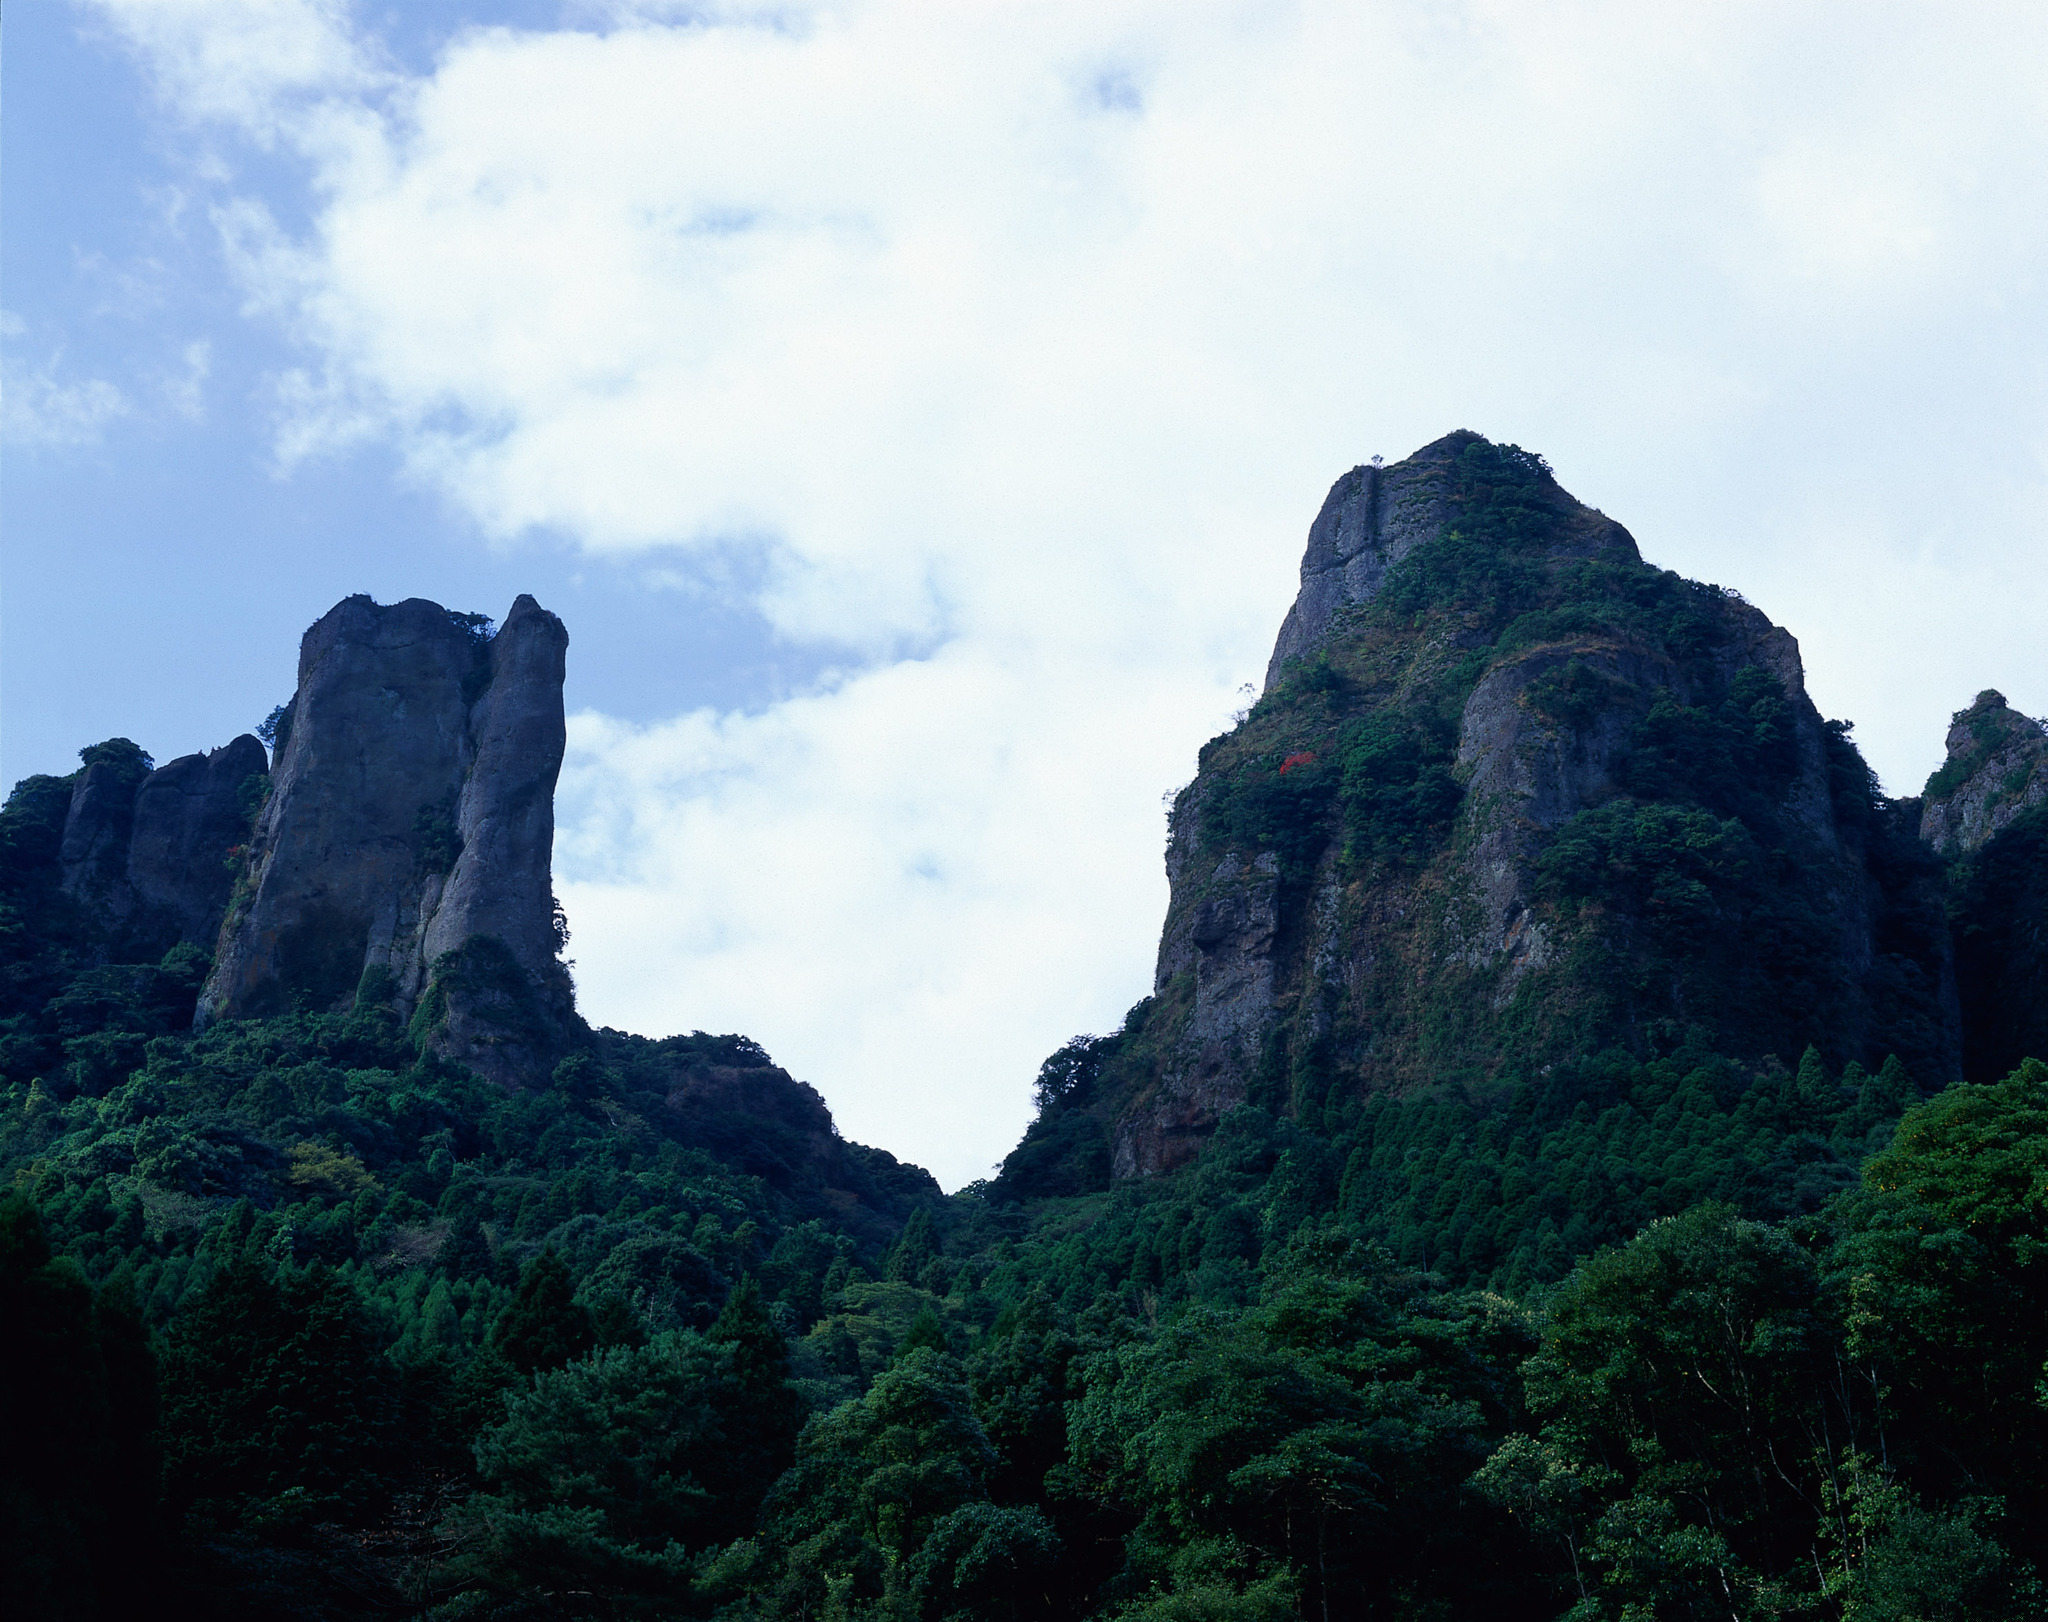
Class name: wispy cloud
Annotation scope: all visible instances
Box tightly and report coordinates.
[2,315,132,449]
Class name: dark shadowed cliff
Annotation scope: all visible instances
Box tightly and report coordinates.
[1920,689,2048,1082]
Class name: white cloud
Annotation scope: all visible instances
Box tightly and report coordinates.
[87,0,2048,1182]
[163,339,213,420]
[1,318,132,448]
[87,0,384,136]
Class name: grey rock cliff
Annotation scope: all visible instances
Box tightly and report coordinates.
[60,737,269,954]
[198,593,573,1086]
[128,737,271,946]
[1918,691,2048,855]
[60,762,143,902]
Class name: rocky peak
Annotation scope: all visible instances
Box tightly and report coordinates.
[198,593,573,1087]
[1918,690,2048,855]
[1017,433,1958,1182]
[127,738,270,947]
[1264,430,1641,690]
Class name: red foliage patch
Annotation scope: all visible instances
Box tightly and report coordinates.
[1279,752,1318,775]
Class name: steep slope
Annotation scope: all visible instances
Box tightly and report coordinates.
[1008,432,1957,1185]
[50,735,271,963]
[1918,689,2048,855]
[1922,690,2048,1081]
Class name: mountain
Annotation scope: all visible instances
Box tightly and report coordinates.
[998,434,1968,1206]
[0,594,934,1249]
[5,444,2047,1622]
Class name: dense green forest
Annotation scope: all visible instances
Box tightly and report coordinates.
[8,449,2048,1618]
[9,759,2048,1621]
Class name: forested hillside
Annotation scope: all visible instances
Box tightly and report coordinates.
[6,440,2047,1620]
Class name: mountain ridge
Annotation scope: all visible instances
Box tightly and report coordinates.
[5,434,2047,1622]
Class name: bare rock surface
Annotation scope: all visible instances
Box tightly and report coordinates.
[198,593,572,1086]
[1919,691,2048,855]
[59,762,144,904]
[58,737,269,955]
[127,736,270,946]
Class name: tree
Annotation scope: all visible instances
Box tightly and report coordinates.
[886,1207,939,1284]
[1827,1058,2048,1541]
[751,1348,997,1616]
[0,1193,130,1621]
[158,1256,397,1522]
[704,1276,807,1540]
[1507,1204,1854,1618]
[491,1247,595,1376]
[444,1332,729,1617]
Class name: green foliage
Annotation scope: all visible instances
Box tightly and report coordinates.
[1335,712,1461,865]
[0,840,938,1617]
[1199,752,1335,879]
[446,1292,806,1614]
[886,1206,939,1283]
[158,1253,398,1524]
[1515,1206,1837,1611]
[5,553,2047,1620]
[414,799,464,874]
[1829,1058,2048,1513]
[1620,665,1800,812]
[0,1193,161,1622]
[1531,790,1859,1067]
[1374,439,1561,630]
[1067,1229,1532,1618]
[76,737,155,783]
[256,701,292,751]
[1922,692,2031,800]
[749,1348,999,1616]
[492,1248,594,1374]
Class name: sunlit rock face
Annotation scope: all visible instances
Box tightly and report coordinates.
[1918,691,2048,856]
[1097,432,1959,1179]
[1921,691,2048,1085]
[198,593,574,1087]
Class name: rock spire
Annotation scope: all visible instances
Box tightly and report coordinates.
[197,593,574,1086]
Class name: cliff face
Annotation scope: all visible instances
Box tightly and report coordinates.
[198,594,573,1086]
[1918,691,2048,855]
[58,736,269,957]
[1036,433,1957,1180]
[1922,692,2048,1083]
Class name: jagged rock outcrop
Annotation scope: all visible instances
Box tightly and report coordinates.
[1055,432,1958,1179]
[128,738,271,945]
[59,761,143,902]
[1923,692,2048,1084]
[197,593,573,1086]
[1919,691,2048,855]
[57,736,269,956]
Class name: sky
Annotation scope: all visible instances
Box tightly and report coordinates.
[6,0,2047,1188]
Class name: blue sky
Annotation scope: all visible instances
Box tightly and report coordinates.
[8,1,2048,1185]
[4,2,835,779]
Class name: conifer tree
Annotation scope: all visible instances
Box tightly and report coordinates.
[885,1206,937,1282]
[490,1246,594,1375]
